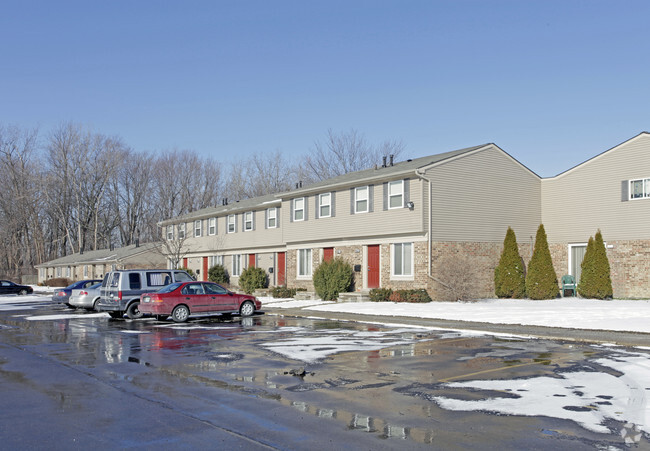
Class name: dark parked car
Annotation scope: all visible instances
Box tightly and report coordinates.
[52,279,103,306]
[0,280,33,296]
[139,281,262,323]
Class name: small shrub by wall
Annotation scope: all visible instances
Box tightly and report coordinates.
[525,224,559,300]
[208,264,230,285]
[494,227,526,298]
[238,266,268,294]
[312,258,354,301]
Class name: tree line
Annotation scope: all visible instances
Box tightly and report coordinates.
[0,123,404,279]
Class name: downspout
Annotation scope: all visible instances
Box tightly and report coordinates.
[415,169,453,291]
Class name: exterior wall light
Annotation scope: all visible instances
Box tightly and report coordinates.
[406,201,415,210]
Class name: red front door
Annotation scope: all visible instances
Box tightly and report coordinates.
[323,247,334,262]
[202,257,208,281]
[248,254,256,268]
[277,252,286,286]
[367,245,380,289]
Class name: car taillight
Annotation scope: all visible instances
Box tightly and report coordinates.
[80,291,88,296]
[118,291,122,300]
[57,291,66,296]
[152,296,163,303]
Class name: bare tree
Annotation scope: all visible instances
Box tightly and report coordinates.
[302,128,406,182]
[226,150,297,200]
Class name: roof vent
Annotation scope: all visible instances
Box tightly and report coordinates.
[382,156,387,168]
[389,154,394,166]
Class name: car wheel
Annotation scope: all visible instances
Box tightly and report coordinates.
[18,289,28,296]
[126,302,143,319]
[239,301,255,317]
[171,305,190,323]
[65,303,75,309]
[108,311,123,319]
[92,299,100,312]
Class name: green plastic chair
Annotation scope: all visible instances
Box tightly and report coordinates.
[560,274,577,297]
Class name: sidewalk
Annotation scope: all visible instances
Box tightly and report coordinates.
[260,297,650,347]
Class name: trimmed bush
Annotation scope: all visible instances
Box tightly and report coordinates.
[494,227,526,298]
[389,289,432,303]
[208,264,230,285]
[44,278,72,287]
[525,224,559,300]
[312,258,354,301]
[238,266,268,294]
[369,288,393,302]
[270,286,306,298]
[578,230,613,299]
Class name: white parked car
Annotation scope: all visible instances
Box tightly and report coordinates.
[69,282,102,311]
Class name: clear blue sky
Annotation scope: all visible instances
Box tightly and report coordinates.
[2,0,649,177]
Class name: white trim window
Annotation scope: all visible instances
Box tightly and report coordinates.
[355,186,369,213]
[178,223,186,239]
[166,225,174,240]
[294,197,305,221]
[194,220,202,237]
[209,255,224,267]
[227,215,236,233]
[267,207,277,228]
[232,254,242,276]
[630,178,650,199]
[297,249,312,278]
[83,265,89,277]
[244,211,254,231]
[392,243,413,278]
[388,180,404,209]
[319,193,331,218]
[208,217,217,235]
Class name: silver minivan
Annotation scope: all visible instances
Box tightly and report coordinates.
[97,269,193,319]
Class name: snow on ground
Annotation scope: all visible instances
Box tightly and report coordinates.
[262,297,650,334]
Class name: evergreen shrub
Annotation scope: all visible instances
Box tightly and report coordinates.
[494,227,526,298]
[238,266,268,294]
[312,258,353,301]
[369,288,392,302]
[44,278,72,287]
[578,230,613,299]
[525,224,559,300]
[388,289,432,303]
[270,286,306,298]
[208,264,230,285]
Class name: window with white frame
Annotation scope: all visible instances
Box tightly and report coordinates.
[319,193,331,218]
[388,180,404,209]
[208,255,224,267]
[194,220,202,237]
[178,223,186,239]
[294,197,305,221]
[66,267,71,277]
[244,211,254,231]
[56,267,61,277]
[267,207,277,228]
[630,178,650,199]
[166,225,174,240]
[355,186,369,213]
[297,249,312,277]
[232,254,242,276]
[208,217,217,235]
[227,215,236,233]
[392,243,413,277]
[84,265,89,277]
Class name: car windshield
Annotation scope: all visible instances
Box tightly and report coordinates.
[89,282,102,289]
[156,282,182,294]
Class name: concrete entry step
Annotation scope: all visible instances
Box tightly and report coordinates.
[337,292,371,303]
[295,291,318,300]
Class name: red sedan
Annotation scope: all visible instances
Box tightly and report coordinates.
[139,281,262,323]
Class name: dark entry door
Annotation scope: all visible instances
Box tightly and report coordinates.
[367,245,380,289]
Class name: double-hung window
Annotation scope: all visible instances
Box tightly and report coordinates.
[294,197,305,221]
[208,255,223,267]
[208,217,217,235]
[227,215,236,233]
[297,249,312,277]
[194,220,202,237]
[244,212,254,231]
[319,193,331,218]
[166,225,174,240]
[630,178,650,199]
[178,223,186,239]
[267,207,277,228]
[388,180,404,209]
[232,255,242,276]
[355,186,369,213]
[392,243,413,277]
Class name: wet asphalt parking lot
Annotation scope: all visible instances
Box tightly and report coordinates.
[0,295,649,450]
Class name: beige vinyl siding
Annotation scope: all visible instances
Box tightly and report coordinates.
[425,145,541,242]
[282,179,425,244]
[183,211,284,253]
[542,134,650,243]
